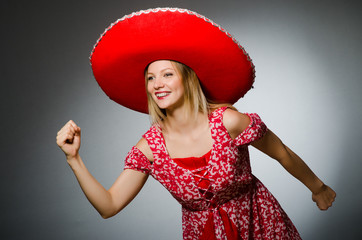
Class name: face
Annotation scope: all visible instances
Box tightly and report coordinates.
[146,60,185,111]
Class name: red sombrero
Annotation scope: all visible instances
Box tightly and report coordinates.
[90,8,255,113]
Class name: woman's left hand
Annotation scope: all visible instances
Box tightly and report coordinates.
[312,184,336,210]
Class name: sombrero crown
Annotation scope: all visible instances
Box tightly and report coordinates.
[90,7,255,113]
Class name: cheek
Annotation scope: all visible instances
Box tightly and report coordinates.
[176,81,185,95]
[173,77,184,92]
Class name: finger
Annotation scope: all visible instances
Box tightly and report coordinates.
[57,123,71,136]
[59,132,73,143]
[318,201,329,211]
[56,129,70,141]
[67,119,75,125]
[57,126,75,140]
[69,124,76,134]
[319,198,334,211]
[57,120,77,134]
[65,134,75,144]
[75,126,81,136]
[68,121,81,136]
[56,133,70,147]
[69,120,79,129]
[58,130,75,145]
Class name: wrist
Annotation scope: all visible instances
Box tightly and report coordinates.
[66,154,82,170]
[310,179,325,195]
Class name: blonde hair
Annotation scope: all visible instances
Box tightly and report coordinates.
[145,60,236,124]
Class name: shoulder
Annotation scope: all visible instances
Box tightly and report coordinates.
[135,137,154,162]
[222,108,251,140]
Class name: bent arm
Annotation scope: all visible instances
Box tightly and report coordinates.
[57,120,149,219]
[251,130,336,210]
[68,156,148,219]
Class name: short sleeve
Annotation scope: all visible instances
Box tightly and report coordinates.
[124,146,152,174]
[233,113,268,146]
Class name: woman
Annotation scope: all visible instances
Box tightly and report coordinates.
[57,8,336,239]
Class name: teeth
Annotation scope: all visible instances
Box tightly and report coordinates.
[156,92,169,97]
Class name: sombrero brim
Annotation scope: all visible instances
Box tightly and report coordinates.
[90,8,255,113]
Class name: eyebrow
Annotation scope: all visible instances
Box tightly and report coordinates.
[147,68,175,75]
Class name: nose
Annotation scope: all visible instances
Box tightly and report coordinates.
[153,76,164,89]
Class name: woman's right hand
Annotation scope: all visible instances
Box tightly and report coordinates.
[56,124,149,218]
[56,120,81,159]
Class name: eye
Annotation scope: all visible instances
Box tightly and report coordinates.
[147,76,155,81]
[164,72,173,77]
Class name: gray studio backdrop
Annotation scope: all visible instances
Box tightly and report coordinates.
[2,0,361,239]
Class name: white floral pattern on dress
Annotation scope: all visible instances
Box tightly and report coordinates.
[124,107,301,239]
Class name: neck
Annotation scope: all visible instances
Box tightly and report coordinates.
[163,106,208,134]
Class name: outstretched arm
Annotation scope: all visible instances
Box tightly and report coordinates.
[222,109,336,210]
[251,130,336,210]
[56,120,149,219]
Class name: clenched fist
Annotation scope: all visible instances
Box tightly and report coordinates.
[312,184,336,210]
[56,120,81,159]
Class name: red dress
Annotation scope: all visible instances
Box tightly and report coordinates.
[124,107,301,239]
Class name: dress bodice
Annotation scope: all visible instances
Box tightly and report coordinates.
[132,107,262,212]
[173,151,213,200]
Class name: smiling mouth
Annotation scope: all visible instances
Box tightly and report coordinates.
[155,92,170,99]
